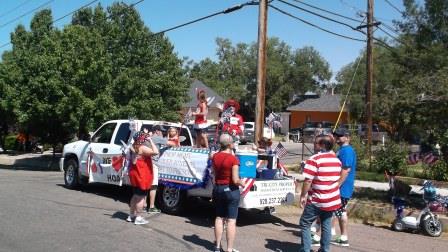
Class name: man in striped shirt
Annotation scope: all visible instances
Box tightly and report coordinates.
[299,134,342,252]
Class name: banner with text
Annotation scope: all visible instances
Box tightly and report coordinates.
[156,147,211,189]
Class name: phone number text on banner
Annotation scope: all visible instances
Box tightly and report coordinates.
[156,147,211,189]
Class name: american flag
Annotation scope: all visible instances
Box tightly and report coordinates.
[422,152,438,165]
[240,178,255,197]
[274,142,288,158]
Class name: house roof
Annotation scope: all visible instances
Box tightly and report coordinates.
[287,94,346,112]
[184,79,225,108]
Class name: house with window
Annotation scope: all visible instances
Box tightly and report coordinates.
[286,93,348,129]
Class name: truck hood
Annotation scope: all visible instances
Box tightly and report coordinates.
[62,140,89,156]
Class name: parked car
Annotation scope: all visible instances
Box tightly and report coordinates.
[301,121,334,143]
[242,122,275,144]
[358,124,389,144]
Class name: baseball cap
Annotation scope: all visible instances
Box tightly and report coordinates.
[333,128,351,137]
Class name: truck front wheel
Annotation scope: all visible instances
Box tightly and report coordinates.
[64,158,79,189]
[158,185,186,215]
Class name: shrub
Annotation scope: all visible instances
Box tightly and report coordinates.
[347,135,371,171]
[350,135,367,161]
[372,142,407,175]
[424,159,448,182]
[4,134,17,151]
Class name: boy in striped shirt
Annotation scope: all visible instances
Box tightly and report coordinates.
[299,134,342,252]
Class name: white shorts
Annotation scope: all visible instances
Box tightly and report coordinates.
[152,164,159,186]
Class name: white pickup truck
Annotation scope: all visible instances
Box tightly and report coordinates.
[60,120,296,214]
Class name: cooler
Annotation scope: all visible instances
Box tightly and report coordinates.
[236,151,257,178]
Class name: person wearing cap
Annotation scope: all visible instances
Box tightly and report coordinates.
[331,128,357,247]
[127,131,159,225]
[212,134,245,252]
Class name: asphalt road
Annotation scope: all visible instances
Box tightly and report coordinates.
[1,169,447,252]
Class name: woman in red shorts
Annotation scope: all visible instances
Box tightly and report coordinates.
[127,131,159,225]
[212,134,245,252]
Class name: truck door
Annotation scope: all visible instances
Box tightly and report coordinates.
[83,122,130,185]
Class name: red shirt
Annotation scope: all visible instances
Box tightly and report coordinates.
[303,151,342,211]
[194,102,207,125]
[212,152,240,185]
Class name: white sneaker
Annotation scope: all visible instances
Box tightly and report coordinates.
[126,215,134,222]
[134,216,149,225]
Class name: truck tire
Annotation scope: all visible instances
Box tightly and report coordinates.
[158,185,186,215]
[64,158,79,189]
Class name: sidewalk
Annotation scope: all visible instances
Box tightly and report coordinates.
[0,151,60,170]
[288,171,448,197]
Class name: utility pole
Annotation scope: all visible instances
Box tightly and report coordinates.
[255,0,268,143]
[366,0,374,163]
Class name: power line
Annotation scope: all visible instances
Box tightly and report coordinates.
[150,1,258,37]
[378,25,400,43]
[381,21,400,35]
[339,0,365,18]
[269,4,365,42]
[277,0,359,31]
[0,0,54,29]
[52,0,101,24]
[289,0,362,23]
[0,0,34,20]
[383,0,403,15]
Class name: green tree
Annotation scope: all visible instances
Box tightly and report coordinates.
[336,0,448,147]
[0,3,188,149]
[189,37,331,120]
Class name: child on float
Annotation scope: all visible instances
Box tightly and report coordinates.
[166,127,180,147]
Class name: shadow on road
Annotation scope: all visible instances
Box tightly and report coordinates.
[182,234,215,251]
[265,238,300,251]
[181,198,300,229]
[59,184,299,231]
[110,211,129,221]
[57,183,132,205]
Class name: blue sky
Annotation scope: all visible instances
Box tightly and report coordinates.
[0,0,406,75]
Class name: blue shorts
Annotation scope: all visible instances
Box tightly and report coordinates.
[213,185,240,219]
[132,187,148,197]
[334,197,350,218]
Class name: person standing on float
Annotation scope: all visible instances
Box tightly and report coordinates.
[192,90,209,148]
[221,99,244,148]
